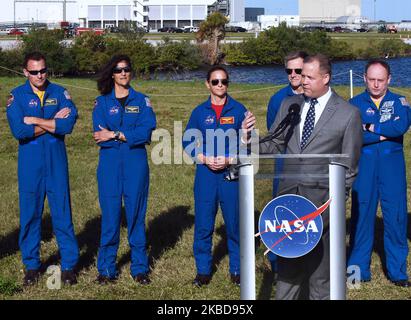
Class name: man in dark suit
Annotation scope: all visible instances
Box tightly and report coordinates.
[242,54,363,299]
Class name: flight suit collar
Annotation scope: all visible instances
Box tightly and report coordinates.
[108,86,139,102]
[363,89,394,107]
[286,84,296,96]
[23,79,51,95]
[205,94,235,114]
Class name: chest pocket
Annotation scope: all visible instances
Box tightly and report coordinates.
[218,116,237,130]
[43,98,59,119]
[122,105,141,127]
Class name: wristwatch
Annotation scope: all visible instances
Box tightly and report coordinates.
[114,131,121,140]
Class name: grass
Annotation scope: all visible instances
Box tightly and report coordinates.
[0,77,410,300]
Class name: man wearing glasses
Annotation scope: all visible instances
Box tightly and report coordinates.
[266,51,308,275]
[266,51,308,131]
[6,51,79,286]
[183,66,248,287]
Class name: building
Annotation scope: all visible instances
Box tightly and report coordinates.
[258,15,300,30]
[245,7,264,22]
[78,0,145,28]
[399,20,411,31]
[77,0,244,30]
[299,0,361,23]
[229,0,244,23]
[146,0,214,30]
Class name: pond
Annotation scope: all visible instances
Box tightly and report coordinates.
[156,57,411,88]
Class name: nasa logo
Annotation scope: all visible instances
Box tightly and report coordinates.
[365,107,375,116]
[109,106,119,115]
[256,194,330,258]
[28,99,38,108]
[204,115,215,125]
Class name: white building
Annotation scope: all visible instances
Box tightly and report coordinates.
[146,0,214,30]
[229,0,244,23]
[398,20,411,31]
[78,0,146,28]
[258,15,300,30]
[299,0,361,23]
[77,0,244,30]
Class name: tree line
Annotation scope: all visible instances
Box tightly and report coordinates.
[0,20,410,77]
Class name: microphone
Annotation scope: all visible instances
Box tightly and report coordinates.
[260,103,301,143]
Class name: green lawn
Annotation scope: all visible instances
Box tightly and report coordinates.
[0,77,410,300]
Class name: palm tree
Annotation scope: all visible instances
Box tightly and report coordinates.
[196,12,228,65]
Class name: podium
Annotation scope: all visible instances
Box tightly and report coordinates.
[238,154,349,300]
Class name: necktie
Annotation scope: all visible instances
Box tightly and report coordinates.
[300,98,318,149]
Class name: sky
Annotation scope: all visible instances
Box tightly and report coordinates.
[245,0,411,22]
[0,0,409,23]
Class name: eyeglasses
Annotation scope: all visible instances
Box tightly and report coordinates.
[113,66,131,74]
[210,79,229,86]
[27,68,47,76]
[285,68,302,75]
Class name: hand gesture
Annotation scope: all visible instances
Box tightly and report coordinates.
[241,111,256,143]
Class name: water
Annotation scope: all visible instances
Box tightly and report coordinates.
[156,57,411,88]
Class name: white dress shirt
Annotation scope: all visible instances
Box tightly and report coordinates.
[299,87,332,139]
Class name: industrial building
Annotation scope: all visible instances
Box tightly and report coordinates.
[7,0,245,30]
[258,15,300,30]
[245,7,264,22]
[78,0,244,30]
[299,0,361,23]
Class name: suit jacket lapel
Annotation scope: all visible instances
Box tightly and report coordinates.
[292,95,305,150]
[302,91,339,150]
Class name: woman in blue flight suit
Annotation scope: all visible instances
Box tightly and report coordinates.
[92,55,156,284]
[183,66,249,287]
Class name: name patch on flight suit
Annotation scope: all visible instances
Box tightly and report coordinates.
[380,101,394,123]
[44,98,58,106]
[220,116,235,125]
[125,106,140,113]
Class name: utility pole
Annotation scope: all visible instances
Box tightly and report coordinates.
[374,0,377,22]
[14,0,75,25]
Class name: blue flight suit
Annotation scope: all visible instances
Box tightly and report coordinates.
[266,84,298,273]
[6,80,79,271]
[267,85,296,131]
[348,89,411,282]
[183,95,247,276]
[92,87,156,278]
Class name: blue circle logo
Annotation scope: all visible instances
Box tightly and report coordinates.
[257,194,330,258]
